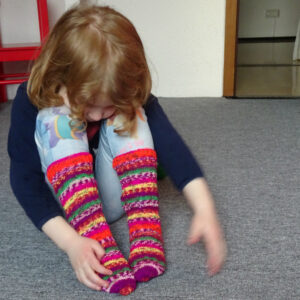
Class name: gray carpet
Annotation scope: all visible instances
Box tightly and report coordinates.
[0,97,299,299]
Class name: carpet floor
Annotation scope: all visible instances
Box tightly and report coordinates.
[0,97,299,299]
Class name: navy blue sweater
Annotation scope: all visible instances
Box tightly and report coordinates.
[8,82,203,230]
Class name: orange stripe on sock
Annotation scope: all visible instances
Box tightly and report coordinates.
[112,149,156,168]
[88,228,112,241]
[129,223,162,234]
[47,152,92,182]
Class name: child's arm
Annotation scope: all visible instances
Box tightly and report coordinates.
[183,177,227,275]
[145,95,226,275]
[145,95,204,190]
[42,216,112,290]
[8,83,64,230]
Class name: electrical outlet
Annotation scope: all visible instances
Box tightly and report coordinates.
[265,9,280,18]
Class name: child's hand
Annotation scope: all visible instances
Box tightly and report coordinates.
[183,178,227,276]
[187,210,227,276]
[65,235,113,291]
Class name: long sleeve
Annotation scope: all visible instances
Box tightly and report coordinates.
[144,94,204,190]
[7,82,63,230]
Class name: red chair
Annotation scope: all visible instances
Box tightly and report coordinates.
[0,0,49,103]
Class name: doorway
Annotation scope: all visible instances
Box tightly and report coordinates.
[223,0,300,98]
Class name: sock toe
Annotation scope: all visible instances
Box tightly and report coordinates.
[132,260,165,282]
[104,273,136,295]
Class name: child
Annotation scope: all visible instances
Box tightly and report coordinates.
[8,5,226,296]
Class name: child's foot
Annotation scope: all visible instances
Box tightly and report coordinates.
[129,236,166,282]
[97,244,136,294]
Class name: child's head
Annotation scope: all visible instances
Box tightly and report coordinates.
[28,5,151,135]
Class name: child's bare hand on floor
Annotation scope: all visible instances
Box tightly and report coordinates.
[187,210,226,276]
[65,235,113,291]
[183,178,227,276]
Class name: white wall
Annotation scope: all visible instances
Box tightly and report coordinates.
[47,0,68,29]
[1,0,226,98]
[0,0,40,44]
[239,0,300,38]
[97,0,226,97]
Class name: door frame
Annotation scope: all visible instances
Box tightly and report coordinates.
[223,0,239,97]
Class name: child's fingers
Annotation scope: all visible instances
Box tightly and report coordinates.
[187,231,202,245]
[90,241,113,275]
[77,268,107,291]
[91,240,106,260]
[204,225,227,275]
[90,253,113,276]
[206,245,224,275]
[207,248,226,276]
[82,264,110,290]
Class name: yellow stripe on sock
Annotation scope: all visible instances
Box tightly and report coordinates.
[78,216,106,235]
[123,182,157,194]
[104,257,128,267]
[131,247,164,256]
[64,187,97,210]
[128,212,159,220]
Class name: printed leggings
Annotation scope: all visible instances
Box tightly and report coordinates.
[35,105,154,223]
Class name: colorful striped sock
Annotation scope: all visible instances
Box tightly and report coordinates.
[113,149,166,282]
[47,152,136,295]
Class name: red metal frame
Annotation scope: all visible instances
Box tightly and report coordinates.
[0,73,30,79]
[0,79,28,85]
[0,45,42,61]
[37,0,49,42]
[0,63,6,102]
[0,0,49,103]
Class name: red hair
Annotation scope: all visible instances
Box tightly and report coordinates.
[28,5,151,135]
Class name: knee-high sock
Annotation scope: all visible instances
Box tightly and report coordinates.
[113,149,166,282]
[47,152,136,295]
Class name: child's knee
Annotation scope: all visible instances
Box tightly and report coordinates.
[35,106,89,168]
[104,205,125,224]
[102,108,154,158]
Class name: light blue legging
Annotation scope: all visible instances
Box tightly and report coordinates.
[35,105,154,224]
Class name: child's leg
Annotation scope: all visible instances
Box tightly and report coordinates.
[35,106,135,295]
[94,124,124,224]
[99,108,166,282]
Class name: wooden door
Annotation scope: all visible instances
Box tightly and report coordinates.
[223,0,239,97]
